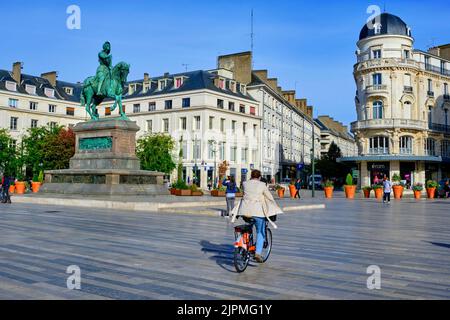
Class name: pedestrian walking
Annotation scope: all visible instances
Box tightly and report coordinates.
[444,180,450,198]
[294,178,302,199]
[382,175,392,204]
[1,175,12,204]
[222,176,238,217]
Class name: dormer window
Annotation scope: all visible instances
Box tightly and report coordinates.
[218,78,225,90]
[25,84,36,95]
[374,23,382,35]
[240,84,247,95]
[64,87,73,95]
[407,26,412,37]
[128,83,136,95]
[143,82,150,93]
[229,81,237,92]
[175,77,184,89]
[44,88,55,98]
[158,79,167,91]
[5,81,17,92]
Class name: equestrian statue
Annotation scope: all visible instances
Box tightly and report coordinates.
[80,41,130,121]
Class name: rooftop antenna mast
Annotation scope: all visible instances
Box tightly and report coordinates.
[251,9,254,68]
[182,63,189,72]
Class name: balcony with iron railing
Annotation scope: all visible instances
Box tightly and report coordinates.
[404,86,413,93]
[425,64,450,77]
[429,122,450,133]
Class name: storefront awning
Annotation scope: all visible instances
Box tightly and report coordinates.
[337,155,443,163]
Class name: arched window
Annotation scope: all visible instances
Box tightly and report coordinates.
[369,136,389,154]
[425,138,436,156]
[403,101,411,119]
[442,140,450,157]
[400,136,413,154]
[373,101,383,119]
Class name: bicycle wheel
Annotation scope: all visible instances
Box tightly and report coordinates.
[234,247,250,273]
[261,228,272,263]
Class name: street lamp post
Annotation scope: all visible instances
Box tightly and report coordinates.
[209,141,218,189]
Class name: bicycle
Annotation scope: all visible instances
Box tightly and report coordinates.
[233,217,273,273]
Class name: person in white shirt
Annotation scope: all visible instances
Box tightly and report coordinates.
[382,175,392,204]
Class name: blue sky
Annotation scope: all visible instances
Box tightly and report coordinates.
[1,0,449,125]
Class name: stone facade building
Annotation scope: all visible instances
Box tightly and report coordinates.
[315,116,357,158]
[340,13,450,188]
[217,52,320,182]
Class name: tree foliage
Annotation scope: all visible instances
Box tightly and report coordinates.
[21,125,75,178]
[0,129,17,176]
[316,141,349,188]
[136,133,176,174]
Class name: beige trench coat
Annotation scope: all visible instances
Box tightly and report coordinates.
[230,179,284,229]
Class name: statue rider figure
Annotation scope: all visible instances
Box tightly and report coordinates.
[96,41,112,96]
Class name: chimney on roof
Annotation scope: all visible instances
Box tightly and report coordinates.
[12,62,23,83]
[144,73,149,82]
[41,71,58,87]
[217,52,252,85]
[164,72,169,78]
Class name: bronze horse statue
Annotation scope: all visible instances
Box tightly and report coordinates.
[80,61,130,121]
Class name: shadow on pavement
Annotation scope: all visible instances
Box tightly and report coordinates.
[429,242,450,249]
[200,240,260,273]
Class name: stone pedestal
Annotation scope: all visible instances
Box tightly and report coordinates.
[41,119,168,196]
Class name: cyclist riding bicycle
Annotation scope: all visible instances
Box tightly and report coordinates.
[231,170,283,263]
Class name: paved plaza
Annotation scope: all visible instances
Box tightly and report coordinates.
[0,197,449,300]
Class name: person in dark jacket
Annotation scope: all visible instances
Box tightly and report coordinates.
[294,178,302,199]
[1,176,11,204]
[222,176,238,216]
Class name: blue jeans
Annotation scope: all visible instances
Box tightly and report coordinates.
[253,217,266,255]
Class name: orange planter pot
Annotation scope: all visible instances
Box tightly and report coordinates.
[9,185,15,194]
[392,185,404,199]
[324,187,334,199]
[170,188,176,195]
[289,185,297,198]
[363,189,371,198]
[344,185,356,199]
[31,182,41,193]
[426,188,436,199]
[15,182,26,194]
[211,190,226,197]
[277,189,285,198]
[374,188,383,199]
[175,189,192,196]
[414,190,422,199]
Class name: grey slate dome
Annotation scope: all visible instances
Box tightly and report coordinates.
[359,13,411,41]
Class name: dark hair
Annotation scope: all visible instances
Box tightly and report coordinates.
[230,176,235,184]
[251,170,261,180]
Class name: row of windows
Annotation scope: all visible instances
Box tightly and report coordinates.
[145,117,258,136]
[178,141,256,163]
[7,98,74,116]
[9,117,57,130]
[369,73,449,96]
[369,136,450,156]
[105,98,257,116]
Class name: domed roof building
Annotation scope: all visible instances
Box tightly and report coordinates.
[339,12,450,189]
[359,13,412,41]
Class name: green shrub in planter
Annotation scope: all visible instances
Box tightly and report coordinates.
[412,183,424,192]
[426,180,438,189]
